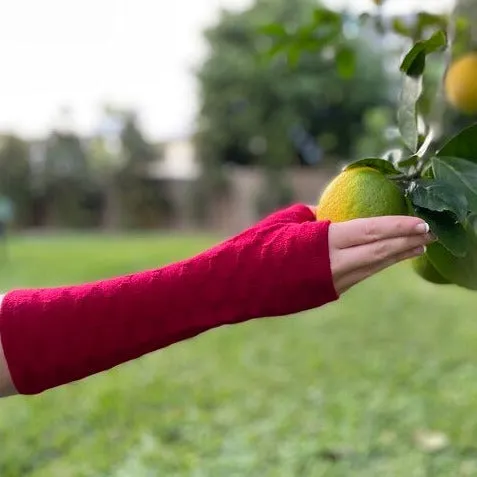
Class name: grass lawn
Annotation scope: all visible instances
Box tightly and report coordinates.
[1,233,477,476]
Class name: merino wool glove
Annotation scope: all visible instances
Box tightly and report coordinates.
[0,204,338,395]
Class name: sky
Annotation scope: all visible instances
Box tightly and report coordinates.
[0,0,454,141]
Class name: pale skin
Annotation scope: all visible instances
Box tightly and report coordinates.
[0,211,434,398]
[0,337,13,397]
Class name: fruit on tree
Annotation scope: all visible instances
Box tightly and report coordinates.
[444,52,477,115]
[411,254,451,285]
[316,166,408,222]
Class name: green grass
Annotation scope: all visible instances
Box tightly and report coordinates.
[1,233,477,476]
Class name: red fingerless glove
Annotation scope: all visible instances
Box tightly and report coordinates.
[0,204,338,395]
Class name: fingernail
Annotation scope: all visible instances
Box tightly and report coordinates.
[416,222,429,234]
[414,245,426,255]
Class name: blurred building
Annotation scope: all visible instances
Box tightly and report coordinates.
[146,135,336,233]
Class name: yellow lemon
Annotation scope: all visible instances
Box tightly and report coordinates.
[316,166,408,222]
[444,52,477,114]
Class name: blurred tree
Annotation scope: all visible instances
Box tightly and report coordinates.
[87,106,127,229]
[195,0,395,170]
[0,135,33,227]
[116,112,165,229]
[43,130,100,227]
[87,135,123,229]
[454,0,477,46]
[87,107,166,229]
[194,0,396,216]
[256,0,476,152]
[120,113,156,170]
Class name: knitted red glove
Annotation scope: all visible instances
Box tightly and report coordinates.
[0,204,338,395]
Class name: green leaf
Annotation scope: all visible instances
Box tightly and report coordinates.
[407,179,468,222]
[335,45,356,79]
[396,154,419,169]
[437,124,477,163]
[312,7,342,27]
[406,50,427,77]
[266,42,287,59]
[421,162,434,179]
[412,206,468,257]
[392,18,412,37]
[400,43,425,76]
[259,23,288,37]
[287,47,301,67]
[399,30,447,77]
[397,75,422,152]
[426,223,477,289]
[415,12,448,30]
[343,157,400,175]
[415,12,448,39]
[432,156,477,212]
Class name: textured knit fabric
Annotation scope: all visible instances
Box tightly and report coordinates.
[0,204,338,395]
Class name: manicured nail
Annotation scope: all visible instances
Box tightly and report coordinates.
[416,222,429,234]
[414,245,426,255]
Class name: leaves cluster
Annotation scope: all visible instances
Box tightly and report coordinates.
[259,6,453,76]
[345,32,477,289]
[262,7,477,288]
[261,5,477,288]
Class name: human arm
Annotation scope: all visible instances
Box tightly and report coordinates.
[0,204,432,397]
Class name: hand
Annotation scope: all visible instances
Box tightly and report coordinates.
[252,203,434,296]
[324,211,434,294]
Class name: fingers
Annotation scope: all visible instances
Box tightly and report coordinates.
[256,204,316,228]
[330,216,430,249]
[335,232,434,273]
[335,245,426,294]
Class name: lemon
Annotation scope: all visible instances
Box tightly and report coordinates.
[444,52,477,115]
[411,254,451,285]
[316,166,408,222]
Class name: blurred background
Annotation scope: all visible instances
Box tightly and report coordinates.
[0,0,469,235]
[2,1,477,476]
